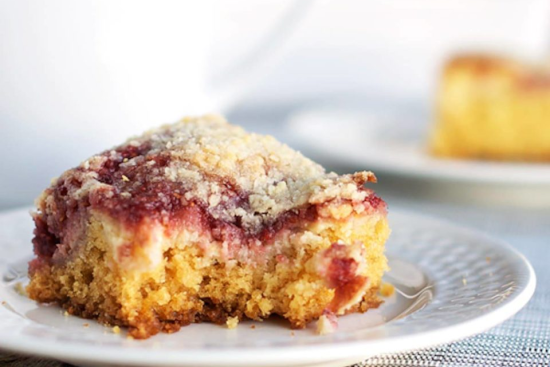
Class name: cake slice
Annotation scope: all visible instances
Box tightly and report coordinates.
[430,54,550,161]
[27,115,390,339]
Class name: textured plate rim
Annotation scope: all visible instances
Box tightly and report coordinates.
[0,208,537,367]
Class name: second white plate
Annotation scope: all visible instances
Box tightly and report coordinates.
[288,105,550,185]
[0,208,536,367]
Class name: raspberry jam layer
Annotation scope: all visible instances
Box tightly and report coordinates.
[323,243,369,312]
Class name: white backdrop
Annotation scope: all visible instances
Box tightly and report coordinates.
[244,0,550,105]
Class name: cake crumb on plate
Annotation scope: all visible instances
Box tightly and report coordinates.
[226,317,239,329]
[14,282,26,296]
[316,312,338,335]
[380,282,395,297]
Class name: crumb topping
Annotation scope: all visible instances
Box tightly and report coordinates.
[37,115,381,234]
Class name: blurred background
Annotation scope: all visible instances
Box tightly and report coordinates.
[2,3,550,365]
[1,0,550,210]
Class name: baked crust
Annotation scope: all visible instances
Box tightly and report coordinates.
[27,115,390,338]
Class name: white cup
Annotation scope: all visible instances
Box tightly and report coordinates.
[0,0,311,209]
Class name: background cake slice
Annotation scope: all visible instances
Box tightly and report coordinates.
[27,114,390,339]
[430,54,550,161]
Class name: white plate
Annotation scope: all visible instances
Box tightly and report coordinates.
[288,106,550,185]
[0,208,535,367]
